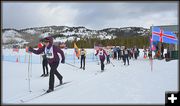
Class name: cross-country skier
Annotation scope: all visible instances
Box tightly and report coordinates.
[133,46,138,59]
[95,46,107,71]
[123,47,129,65]
[38,40,49,77]
[148,48,152,59]
[117,46,121,60]
[80,48,86,70]
[105,47,111,64]
[120,46,124,60]
[143,46,147,59]
[28,37,65,93]
[129,48,133,59]
[161,44,164,58]
[41,51,49,77]
[113,46,117,59]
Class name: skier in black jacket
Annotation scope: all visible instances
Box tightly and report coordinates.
[80,48,86,70]
[123,47,129,65]
[38,40,49,77]
[41,51,49,77]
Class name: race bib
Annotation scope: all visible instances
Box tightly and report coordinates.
[45,47,54,59]
[99,50,103,56]
[81,51,85,55]
[125,50,128,54]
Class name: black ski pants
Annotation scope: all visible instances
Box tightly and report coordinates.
[100,59,105,70]
[49,61,63,90]
[106,55,110,64]
[42,59,48,74]
[124,54,129,65]
[80,55,85,68]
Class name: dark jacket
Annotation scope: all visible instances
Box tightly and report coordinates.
[31,37,65,64]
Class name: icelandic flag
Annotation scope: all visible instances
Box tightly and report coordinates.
[152,26,178,44]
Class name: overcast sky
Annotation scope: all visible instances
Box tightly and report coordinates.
[2,2,178,30]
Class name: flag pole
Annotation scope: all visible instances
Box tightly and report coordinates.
[74,43,75,64]
[151,24,153,72]
[93,43,95,61]
[159,31,162,60]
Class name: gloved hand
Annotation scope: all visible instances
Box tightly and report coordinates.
[28,46,33,52]
[61,59,65,64]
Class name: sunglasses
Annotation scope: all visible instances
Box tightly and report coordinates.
[44,41,49,43]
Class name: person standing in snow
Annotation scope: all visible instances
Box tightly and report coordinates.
[117,46,121,60]
[95,46,107,71]
[105,47,111,64]
[148,48,152,59]
[80,48,86,70]
[41,51,49,77]
[133,46,138,59]
[155,45,159,58]
[113,46,117,59]
[129,48,133,59]
[38,40,49,77]
[123,47,129,65]
[143,46,147,59]
[161,44,164,58]
[28,37,65,93]
[120,46,124,60]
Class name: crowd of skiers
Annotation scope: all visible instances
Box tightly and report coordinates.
[26,36,165,93]
[94,45,166,71]
[92,45,141,71]
[103,46,140,65]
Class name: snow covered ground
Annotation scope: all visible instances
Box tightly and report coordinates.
[2,49,178,105]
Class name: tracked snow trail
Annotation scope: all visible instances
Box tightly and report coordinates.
[2,49,178,104]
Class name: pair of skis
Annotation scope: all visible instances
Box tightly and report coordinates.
[20,81,72,103]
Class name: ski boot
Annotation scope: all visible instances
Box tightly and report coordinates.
[44,73,49,77]
[46,89,53,93]
[60,80,63,85]
[40,74,45,77]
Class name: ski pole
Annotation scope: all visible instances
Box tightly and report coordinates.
[30,53,32,77]
[110,61,115,67]
[65,62,80,69]
[28,54,32,92]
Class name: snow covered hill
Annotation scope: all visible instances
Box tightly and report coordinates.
[2,49,178,104]
[2,29,33,48]
[2,26,150,47]
[3,30,26,44]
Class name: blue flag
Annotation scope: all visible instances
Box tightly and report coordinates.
[152,26,178,44]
